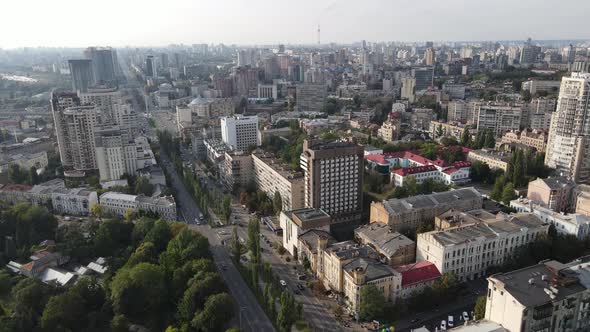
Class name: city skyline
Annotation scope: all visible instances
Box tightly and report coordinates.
[2,0,590,48]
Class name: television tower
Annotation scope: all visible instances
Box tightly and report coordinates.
[317,24,321,45]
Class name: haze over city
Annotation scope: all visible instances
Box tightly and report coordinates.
[2,0,590,48]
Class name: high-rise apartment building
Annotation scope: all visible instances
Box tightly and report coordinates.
[476,102,523,136]
[51,91,99,172]
[300,140,364,227]
[220,115,259,151]
[94,126,137,181]
[146,55,157,78]
[424,47,435,66]
[296,83,327,113]
[545,73,590,183]
[68,59,94,92]
[79,86,121,124]
[84,47,117,85]
[400,76,416,102]
[412,67,434,91]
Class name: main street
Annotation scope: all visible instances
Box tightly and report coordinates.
[160,151,275,332]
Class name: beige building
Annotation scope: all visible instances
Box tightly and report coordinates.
[416,213,548,281]
[342,258,400,315]
[430,120,475,141]
[527,177,575,213]
[370,187,483,232]
[486,258,590,332]
[354,223,416,266]
[220,150,253,191]
[300,140,364,227]
[0,151,48,173]
[252,151,304,211]
[573,184,590,216]
[468,149,510,171]
[320,241,378,293]
[377,117,401,143]
[497,129,548,152]
[297,230,336,274]
[434,208,498,230]
[280,208,331,257]
[475,102,523,136]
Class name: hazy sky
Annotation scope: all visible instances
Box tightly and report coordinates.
[1,0,589,48]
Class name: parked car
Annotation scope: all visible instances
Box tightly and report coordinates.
[297,284,304,291]
[462,311,470,322]
[440,320,447,330]
[280,280,287,287]
[448,315,454,328]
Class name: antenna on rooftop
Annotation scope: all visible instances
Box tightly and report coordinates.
[317,24,321,45]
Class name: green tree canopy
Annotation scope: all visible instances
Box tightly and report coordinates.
[359,284,385,321]
[190,292,234,332]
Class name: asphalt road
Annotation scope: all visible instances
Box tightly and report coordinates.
[160,152,275,332]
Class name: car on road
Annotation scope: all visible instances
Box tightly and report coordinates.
[220,263,227,271]
[279,280,287,287]
[448,315,454,328]
[440,320,447,330]
[462,312,470,322]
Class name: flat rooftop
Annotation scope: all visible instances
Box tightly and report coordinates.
[355,224,414,258]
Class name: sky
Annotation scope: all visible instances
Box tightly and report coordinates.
[1,0,589,48]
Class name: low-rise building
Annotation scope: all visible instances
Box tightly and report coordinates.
[485,257,590,332]
[573,184,590,217]
[497,129,548,153]
[370,187,483,232]
[320,241,378,293]
[280,208,331,257]
[354,223,416,266]
[99,192,177,220]
[342,258,400,315]
[51,188,98,216]
[393,261,441,299]
[0,151,49,173]
[416,214,548,281]
[467,149,510,171]
[435,208,498,230]
[430,121,475,142]
[203,138,227,164]
[297,229,336,274]
[527,177,575,213]
[511,198,590,240]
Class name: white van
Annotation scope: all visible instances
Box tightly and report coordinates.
[448,315,454,327]
[440,320,447,330]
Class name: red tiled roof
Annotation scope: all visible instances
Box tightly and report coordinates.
[0,184,33,192]
[443,167,459,175]
[432,159,450,167]
[392,165,438,176]
[395,261,441,287]
[461,147,472,153]
[452,161,472,168]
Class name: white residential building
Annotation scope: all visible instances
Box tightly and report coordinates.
[416,214,549,281]
[511,198,590,240]
[99,192,177,220]
[221,115,259,151]
[51,188,98,216]
[280,208,331,256]
[252,151,305,211]
[545,73,590,184]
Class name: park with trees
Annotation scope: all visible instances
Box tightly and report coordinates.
[0,202,237,332]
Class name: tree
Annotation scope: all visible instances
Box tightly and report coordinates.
[501,182,516,205]
[11,278,54,331]
[135,176,154,196]
[160,229,210,271]
[29,167,39,185]
[110,263,168,324]
[460,127,471,146]
[276,291,297,332]
[221,196,232,223]
[144,219,172,253]
[491,175,506,201]
[512,150,525,187]
[470,161,491,183]
[127,241,158,266]
[93,218,133,257]
[247,217,261,264]
[8,164,28,184]
[230,226,242,262]
[359,284,385,321]
[474,296,486,320]
[402,176,418,197]
[190,292,234,332]
[177,273,226,323]
[475,130,486,149]
[484,130,496,149]
[172,259,216,298]
[273,192,283,215]
[90,203,104,220]
[420,143,439,160]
